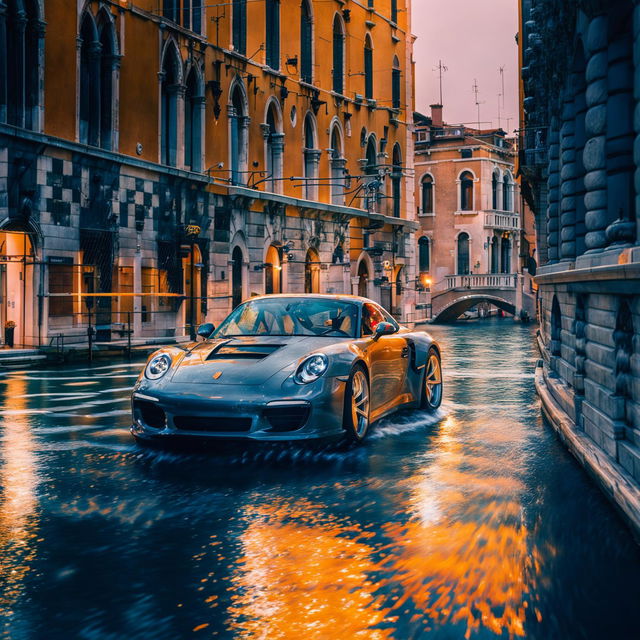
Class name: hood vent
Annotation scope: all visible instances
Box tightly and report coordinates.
[206,344,283,362]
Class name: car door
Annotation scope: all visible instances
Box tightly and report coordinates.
[362,303,409,413]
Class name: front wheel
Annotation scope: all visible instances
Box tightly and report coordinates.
[421,348,443,412]
[343,365,370,443]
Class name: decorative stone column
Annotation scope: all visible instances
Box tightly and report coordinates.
[546,118,561,263]
[330,156,347,205]
[560,95,577,260]
[175,83,186,169]
[270,131,285,194]
[304,148,322,200]
[0,3,7,124]
[583,15,609,252]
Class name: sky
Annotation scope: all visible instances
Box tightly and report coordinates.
[411,0,519,132]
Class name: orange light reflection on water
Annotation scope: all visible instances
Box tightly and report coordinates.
[0,375,41,618]
[226,497,393,639]
[381,414,544,639]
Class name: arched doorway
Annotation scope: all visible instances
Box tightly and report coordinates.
[264,244,282,294]
[0,226,36,348]
[491,236,499,273]
[305,248,320,293]
[231,246,244,309]
[357,260,369,298]
[457,232,470,275]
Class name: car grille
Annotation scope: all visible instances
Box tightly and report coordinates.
[173,415,253,433]
[263,406,310,432]
[134,400,166,430]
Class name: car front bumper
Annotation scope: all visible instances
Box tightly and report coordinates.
[130,376,348,443]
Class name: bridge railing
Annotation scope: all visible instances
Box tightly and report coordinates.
[443,273,517,290]
[484,211,520,230]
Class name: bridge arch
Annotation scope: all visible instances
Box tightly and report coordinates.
[431,295,516,324]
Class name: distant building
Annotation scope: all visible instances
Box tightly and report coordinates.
[413,106,535,323]
[520,0,640,533]
[0,0,417,348]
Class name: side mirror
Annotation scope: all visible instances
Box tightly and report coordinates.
[197,323,215,340]
[373,321,397,341]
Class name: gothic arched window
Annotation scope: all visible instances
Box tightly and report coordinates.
[460,171,474,211]
[161,44,181,166]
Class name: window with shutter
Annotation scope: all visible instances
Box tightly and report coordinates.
[301,1,313,83]
[233,1,247,54]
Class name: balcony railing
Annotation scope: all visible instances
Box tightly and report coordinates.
[484,211,520,230]
[444,273,517,291]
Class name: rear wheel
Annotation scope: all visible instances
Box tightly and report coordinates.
[421,348,443,412]
[343,365,370,443]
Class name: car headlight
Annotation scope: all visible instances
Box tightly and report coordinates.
[294,354,329,384]
[145,353,172,380]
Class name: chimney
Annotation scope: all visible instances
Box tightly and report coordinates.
[430,104,443,128]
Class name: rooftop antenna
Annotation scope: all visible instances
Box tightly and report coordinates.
[497,91,502,129]
[499,65,506,108]
[433,59,448,105]
[472,79,484,131]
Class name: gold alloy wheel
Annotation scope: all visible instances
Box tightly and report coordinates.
[350,369,370,438]
[424,353,443,409]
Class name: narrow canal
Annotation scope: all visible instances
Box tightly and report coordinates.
[1,319,639,640]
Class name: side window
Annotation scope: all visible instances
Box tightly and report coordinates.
[379,306,400,330]
[361,303,385,336]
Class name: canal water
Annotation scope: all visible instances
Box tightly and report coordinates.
[1,319,639,640]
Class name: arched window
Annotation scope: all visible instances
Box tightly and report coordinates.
[97,13,118,151]
[392,144,402,218]
[364,136,378,211]
[503,173,512,212]
[330,125,345,205]
[300,0,313,83]
[265,102,283,192]
[266,0,280,70]
[184,68,203,172]
[305,248,320,293]
[421,175,433,214]
[501,236,511,273]
[161,44,181,167]
[303,114,318,200]
[230,83,248,184]
[460,171,474,211]
[233,0,247,54]
[79,13,100,146]
[364,34,373,100]
[392,56,401,110]
[4,0,44,130]
[457,232,469,275]
[492,170,500,210]
[332,15,345,95]
[418,237,430,273]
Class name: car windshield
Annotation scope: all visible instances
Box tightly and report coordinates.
[214,298,359,338]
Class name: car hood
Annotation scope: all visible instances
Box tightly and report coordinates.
[169,335,344,385]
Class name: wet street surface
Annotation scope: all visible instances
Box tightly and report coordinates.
[1,319,639,640]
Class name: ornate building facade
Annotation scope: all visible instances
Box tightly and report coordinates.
[0,0,416,348]
[520,0,640,532]
[413,106,535,323]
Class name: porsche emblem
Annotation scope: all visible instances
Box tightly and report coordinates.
[212,371,223,380]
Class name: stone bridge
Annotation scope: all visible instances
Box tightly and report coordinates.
[430,273,536,323]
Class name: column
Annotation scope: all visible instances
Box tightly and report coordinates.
[175,84,186,169]
[304,149,321,200]
[635,4,640,243]
[560,95,577,260]
[583,16,609,252]
[271,132,285,194]
[546,119,561,262]
[330,156,347,205]
[0,3,7,123]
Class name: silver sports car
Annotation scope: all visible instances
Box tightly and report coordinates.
[131,294,442,445]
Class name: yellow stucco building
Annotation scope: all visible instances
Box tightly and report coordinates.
[0,0,417,348]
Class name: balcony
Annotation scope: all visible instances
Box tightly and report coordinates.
[484,210,520,231]
[443,273,517,291]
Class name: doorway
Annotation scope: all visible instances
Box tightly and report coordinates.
[264,244,282,294]
[231,246,244,309]
[305,249,320,293]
